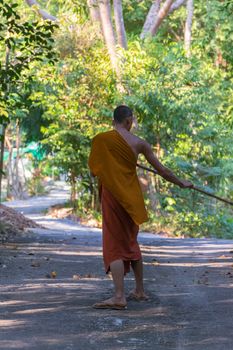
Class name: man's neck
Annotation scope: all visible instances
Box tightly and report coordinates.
[115,124,130,133]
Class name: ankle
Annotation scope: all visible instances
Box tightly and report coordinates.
[135,287,144,294]
[115,293,126,301]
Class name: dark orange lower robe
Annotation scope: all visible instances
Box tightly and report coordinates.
[88,129,148,275]
[101,186,142,274]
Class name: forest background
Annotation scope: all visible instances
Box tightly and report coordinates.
[0,0,232,238]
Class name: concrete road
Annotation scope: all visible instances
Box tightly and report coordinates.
[1,189,233,350]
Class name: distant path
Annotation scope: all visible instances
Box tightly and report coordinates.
[1,185,233,349]
[3,181,70,215]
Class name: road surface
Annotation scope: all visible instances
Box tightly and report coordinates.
[1,186,233,349]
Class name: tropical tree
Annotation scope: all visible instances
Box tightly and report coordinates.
[0,0,57,200]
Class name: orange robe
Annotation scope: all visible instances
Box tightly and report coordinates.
[88,129,148,274]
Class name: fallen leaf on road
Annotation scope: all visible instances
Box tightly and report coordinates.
[50,271,57,278]
[73,274,81,280]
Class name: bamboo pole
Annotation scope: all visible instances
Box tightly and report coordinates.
[137,163,233,206]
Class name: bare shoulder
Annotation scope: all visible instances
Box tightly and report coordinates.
[134,136,151,154]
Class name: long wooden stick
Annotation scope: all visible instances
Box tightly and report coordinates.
[137,163,233,206]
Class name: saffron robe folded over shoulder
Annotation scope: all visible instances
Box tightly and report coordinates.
[88,129,148,225]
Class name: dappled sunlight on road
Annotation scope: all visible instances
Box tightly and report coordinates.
[0,319,27,329]
[1,230,233,349]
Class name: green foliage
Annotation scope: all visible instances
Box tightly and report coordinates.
[27,172,47,196]
[6,0,232,238]
[0,0,57,125]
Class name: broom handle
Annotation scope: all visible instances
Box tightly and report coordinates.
[136,163,233,206]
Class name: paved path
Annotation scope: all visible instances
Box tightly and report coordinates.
[1,188,233,350]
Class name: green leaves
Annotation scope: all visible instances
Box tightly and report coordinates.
[0,0,57,124]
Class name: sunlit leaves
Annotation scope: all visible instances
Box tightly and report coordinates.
[0,0,57,127]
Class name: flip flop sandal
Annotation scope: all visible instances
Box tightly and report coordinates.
[92,302,127,310]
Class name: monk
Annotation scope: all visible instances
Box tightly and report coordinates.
[88,105,193,310]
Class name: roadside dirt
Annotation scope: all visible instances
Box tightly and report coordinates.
[0,204,41,240]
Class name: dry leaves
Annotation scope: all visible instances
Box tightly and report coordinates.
[0,204,42,241]
[45,271,57,278]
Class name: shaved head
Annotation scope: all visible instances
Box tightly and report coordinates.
[113,105,133,124]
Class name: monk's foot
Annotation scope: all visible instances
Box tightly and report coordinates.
[92,296,127,310]
[127,289,149,301]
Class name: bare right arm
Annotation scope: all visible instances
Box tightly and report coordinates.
[139,140,193,188]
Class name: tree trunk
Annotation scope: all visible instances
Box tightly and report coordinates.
[169,0,186,14]
[113,0,127,49]
[70,171,77,209]
[87,0,101,22]
[149,0,174,36]
[12,119,21,199]
[141,0,162,39]
[5,134,13,199]
[11,121,27,199]
[24,0,57,21]
[184,0,194,57]
[99,0,119,73]
[90,177,100,211]
[0,47,10,203]
[148,170,158,211]
[155,137,161,192]
[0,125,5,203]
[141,0,187,39]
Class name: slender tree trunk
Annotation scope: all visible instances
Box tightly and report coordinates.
[169,0,186,14]
[149,0,174,36]
[113,0,127,49]
[141,0,162,39]
[149,170,158,210]
[99,0,119,74]
[24,0,57,21]
[5,134,13,199]
[13,119,21,198]
[0,47,10,203]
[0,125,5,203]
[87,0,101,22]
[90,177,100,211]
[155,137,161,192]
[141,0,187,39]
[184,0,194,57]
[215,48,227,67]
[70,171,77,209]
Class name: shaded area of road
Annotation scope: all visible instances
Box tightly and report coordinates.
[1,188,233,349]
